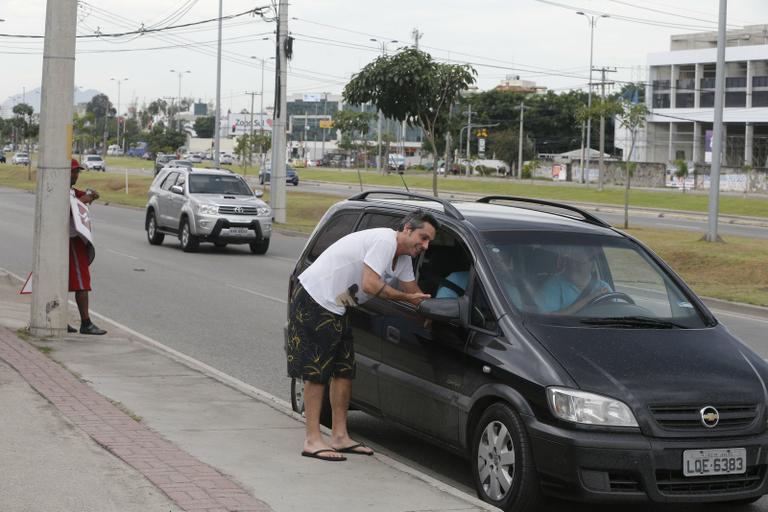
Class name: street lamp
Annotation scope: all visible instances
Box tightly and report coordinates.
[250,54,275,169]
[369,38,398,173]
[576,11,608,185]
[110,77,128,151]
[169,69,190,131]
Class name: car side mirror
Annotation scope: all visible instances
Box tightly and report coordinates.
[418,298,463,322]
[253,189,264,198]
[170,185,184,195]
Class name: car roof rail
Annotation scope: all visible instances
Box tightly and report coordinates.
[476,195,611,228]
[348,190,464,221]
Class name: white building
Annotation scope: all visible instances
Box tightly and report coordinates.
[618,24,768,169]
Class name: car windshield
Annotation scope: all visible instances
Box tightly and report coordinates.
[188,174,252,195]
[480,230,710,328]
[86,156,101,161]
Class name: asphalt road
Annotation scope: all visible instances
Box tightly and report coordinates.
[2,185,768,511]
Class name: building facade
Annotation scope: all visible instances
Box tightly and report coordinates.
[626,25,768,168]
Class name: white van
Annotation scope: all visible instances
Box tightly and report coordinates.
[106,144,123,156]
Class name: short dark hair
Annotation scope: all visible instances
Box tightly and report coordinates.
[399,209,439,232]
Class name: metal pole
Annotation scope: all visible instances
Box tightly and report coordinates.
[706,0,727,242]
[177,73,181,131]
[465,105,472,176]
[585,16,595,186]
[213,0,223,167]
[30,0,77,337]
[321,92,327,162]
[517,102,525,178]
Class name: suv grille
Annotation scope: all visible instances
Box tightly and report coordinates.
[649,404,758,431]
[219,206,260,215]
[656,466,765,495]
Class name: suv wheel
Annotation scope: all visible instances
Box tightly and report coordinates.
[179,218,200,252]
[471,403,540,512]
[249,238,270,255]
[146,211,165,245]
[290,377,331,427]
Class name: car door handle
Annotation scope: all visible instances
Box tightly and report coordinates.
[386,326,400,344]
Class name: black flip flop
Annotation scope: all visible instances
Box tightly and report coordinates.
[335,443,374,456]
[301,448,347,462]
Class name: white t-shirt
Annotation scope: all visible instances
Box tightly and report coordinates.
[299,228,416,315]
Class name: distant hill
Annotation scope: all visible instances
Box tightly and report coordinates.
[0,87,103,118]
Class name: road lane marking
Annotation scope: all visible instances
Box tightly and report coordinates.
[712,309,768,325]
[106,248,139,260]
[226,284,287,304]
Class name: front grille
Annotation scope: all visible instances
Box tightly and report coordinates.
[656,466,765,495]
[649,404,758,431]
[218,206,259,215]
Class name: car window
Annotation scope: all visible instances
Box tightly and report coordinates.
[417,229,472,298]
[357,212,402,231]
[470,277,497,332]
[160,172,180,191]
[307,211,360,262]
[188,174,252,195]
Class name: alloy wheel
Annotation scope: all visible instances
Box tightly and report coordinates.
[477,420,516,501]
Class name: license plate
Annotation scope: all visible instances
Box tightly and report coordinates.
[682,448,746,476]
[228,227,249,236]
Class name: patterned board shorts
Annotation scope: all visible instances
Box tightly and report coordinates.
[286,283,356,384]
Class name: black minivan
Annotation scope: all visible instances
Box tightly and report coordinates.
[286,191,768,511]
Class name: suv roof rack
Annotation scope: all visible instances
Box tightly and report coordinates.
[348,190,464,221]
[476,195,611,228]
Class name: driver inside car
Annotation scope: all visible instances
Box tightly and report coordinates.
[534,245,612,314]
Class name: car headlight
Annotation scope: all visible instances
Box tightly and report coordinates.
[257,207,271,217]
[197,204,218,215]
[547,387,638,427]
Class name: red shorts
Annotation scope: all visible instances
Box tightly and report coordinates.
[69,237,91,292]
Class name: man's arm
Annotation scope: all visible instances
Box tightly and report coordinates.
[362,265,429,306]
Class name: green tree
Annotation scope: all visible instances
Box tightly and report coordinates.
[487,128,534,174]
[193,116,216,138]
[343,48,476,196]
[576,98,624,189]
[674,159,689,193]
[617,101,649,228]
[147,126,185,155]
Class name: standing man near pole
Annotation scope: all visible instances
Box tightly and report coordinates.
[67,158,106,335]
[288,210,437,461]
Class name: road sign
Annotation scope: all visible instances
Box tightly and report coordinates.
[319,120,333,129]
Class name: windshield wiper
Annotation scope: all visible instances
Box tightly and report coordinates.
[580,316,686,329]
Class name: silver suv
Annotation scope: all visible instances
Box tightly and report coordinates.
[145,167,272,254]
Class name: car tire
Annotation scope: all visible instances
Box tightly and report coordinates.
[249,238,269,255]
[290,377,332,428]
[179,218,199,252]
[293,180,299,186]
[146,211,165,245]
[471,402,541,512]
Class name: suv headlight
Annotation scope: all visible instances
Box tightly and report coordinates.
[197,204,218,215]
[257,207,271,217]
[547,387,638,427]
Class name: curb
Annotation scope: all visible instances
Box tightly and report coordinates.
[0,268,497,512]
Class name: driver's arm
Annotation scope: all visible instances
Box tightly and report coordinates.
[558,281,611,315]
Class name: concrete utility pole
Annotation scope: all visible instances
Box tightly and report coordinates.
[110,77,128,150]
[706,0,727,242]
[516,102,527,179]
[213,0,223,167]
[169,70,190,132]
[595,66,616,191]
[30,0,78,337]
[269,0,289,223]
[412,28,423,49]
[321,92,328,161]
[577,11,608,185]
[464,105,473,176]
[245,91,260,169]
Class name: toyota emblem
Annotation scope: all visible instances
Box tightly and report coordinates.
[700,406,720,428]
[234,207,244,214]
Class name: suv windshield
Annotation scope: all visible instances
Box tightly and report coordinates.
[481,230,709,328]
[188,174,252,195]
[86,156,102,161]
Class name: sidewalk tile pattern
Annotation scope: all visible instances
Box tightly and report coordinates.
[0,328,272,512]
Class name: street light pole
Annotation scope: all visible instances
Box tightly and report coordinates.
[169,70,190,132]
[110,77,128,151]
[577,11,608,185]
[214,0,223,167]
[370,38,397,174]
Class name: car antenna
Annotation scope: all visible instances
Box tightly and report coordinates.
[399,173,410,192]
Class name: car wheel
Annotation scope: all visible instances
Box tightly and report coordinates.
[249,238,270,255]
[293,180,299,186]
[259,177,264,185]
[146,211,165,245]
[471,403,541,512]
[290,377,331,428]
[179,218,199,252]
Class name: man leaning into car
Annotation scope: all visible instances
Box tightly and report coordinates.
[287,210,437,461]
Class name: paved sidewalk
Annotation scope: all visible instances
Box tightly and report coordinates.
[0,270,493,512]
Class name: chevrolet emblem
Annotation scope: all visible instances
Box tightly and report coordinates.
[700,406,720,428]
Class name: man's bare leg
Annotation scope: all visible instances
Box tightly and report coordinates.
[303,380,344,459]
[329,377,373,455]
[75,290,89,322]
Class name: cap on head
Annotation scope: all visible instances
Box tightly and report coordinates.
[71,158,83,171]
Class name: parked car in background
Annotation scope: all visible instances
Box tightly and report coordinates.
[259,166,299,186]
[154,154,175,175]
[11,152,30,165]
[219,153,234,165]
[167,159,194,170]
[145,167,272,254]
[387,153,406,172]
[288,191,768,512]
[84,154,106,172]
[3,144,14,152]
[0,153,6,164]
[106,145,123,156]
